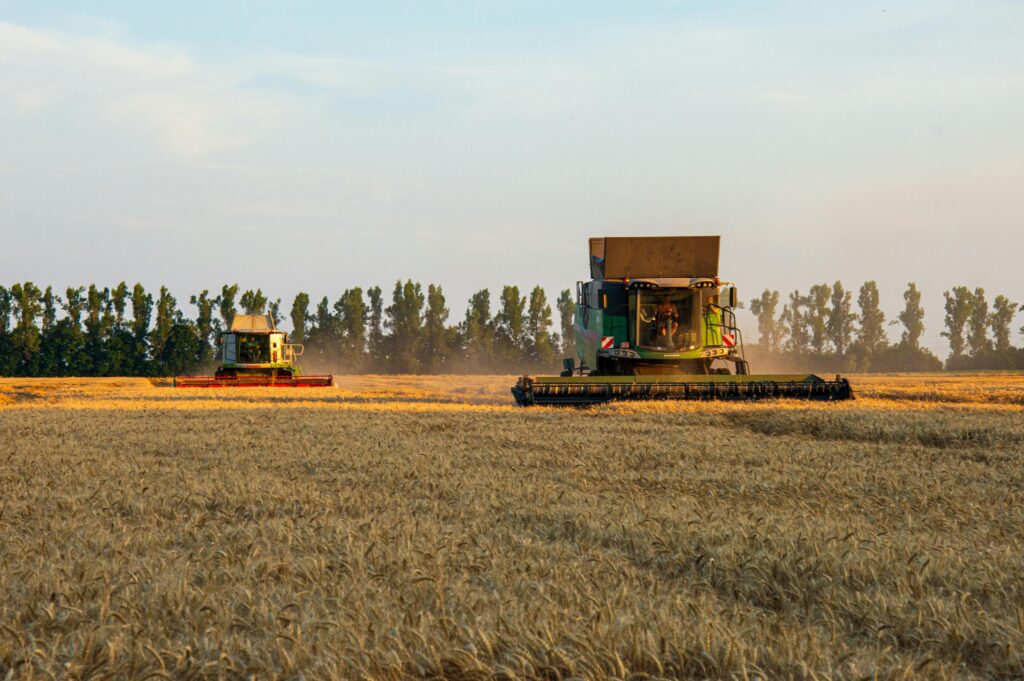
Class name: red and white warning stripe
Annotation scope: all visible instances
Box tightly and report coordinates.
[601,336,615,349]
[722,333,736,347]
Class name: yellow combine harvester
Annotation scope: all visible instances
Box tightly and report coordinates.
[512,236,853,406]
[174,314,332,388]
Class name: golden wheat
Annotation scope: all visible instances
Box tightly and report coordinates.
[0,373,1022,679]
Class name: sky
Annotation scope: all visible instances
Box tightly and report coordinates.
[1,1,1022,355]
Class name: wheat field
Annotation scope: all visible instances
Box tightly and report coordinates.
[1,373,1022,679]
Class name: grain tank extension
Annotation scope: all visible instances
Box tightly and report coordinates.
[512,236,853,405]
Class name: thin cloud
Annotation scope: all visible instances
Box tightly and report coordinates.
[0,22,292,158]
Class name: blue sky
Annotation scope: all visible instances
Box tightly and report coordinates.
[1,1,1022,354]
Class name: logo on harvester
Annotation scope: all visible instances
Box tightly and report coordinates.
[722,333,736,347]
[601,336,615,349]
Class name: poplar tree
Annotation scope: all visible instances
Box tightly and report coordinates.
[366,286,384,370]
[494,285,527,367]
[11,283,44,374]
[219,284,239,329]
[807,284,831,354]
[385,280,424,373]
[336,288,368,370]
[305,296,339,368]
[111,282,129,327]
[105,283,135,375]
[965,288,991,356]
[898,283,925,349]
[781,291,810,354]
[190,290,217,365]
[85,285,111,375]
[941,287,972,360]
[150,287,177,364]
[62,286,89,374]
[290,292,310,343]
[526,286,556,368]
[421,284,452,372]
[556,289,575,358]
[131,283,153,373]
[827,282,856,355]
[240,289,268,315]
[461,289,494,370]
[0,286,13,375]
[42,286,58,332]
[749,290,781,352]
[36,286,61,376]
[856,281,887,354]
[990,295,1018,353]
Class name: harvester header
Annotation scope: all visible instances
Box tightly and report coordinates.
[512,234,853,406]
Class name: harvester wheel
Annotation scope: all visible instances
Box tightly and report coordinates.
[735,360,750,375]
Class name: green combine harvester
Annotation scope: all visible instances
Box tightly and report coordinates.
[512,236,853,406]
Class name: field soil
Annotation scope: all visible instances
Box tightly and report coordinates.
[1,373,1022,679]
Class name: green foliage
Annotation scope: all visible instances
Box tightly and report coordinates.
[0,286,15,376]
[526,286,556,368]
[190,290,217,366]
[131,283,153,374]
[219,284,239,329]
[11,282,44,374]
[366,286,384,371]
[806,284,830,355]
[898,283,925,350]
[239,289,268,316]
[990,295,1017,354]
[336,288,368,371]
[290,293,310,344]
[965,288,991,356]
[268,299,282,328]
[419,285,454,373]
[111,282,129,327]
[781,290,810,354]
[494,285,526,368]
[42,286,58,333]
[556,289,575,359]
[460,289,494,371]
[749,290,781,352]
[827,282,855,355]
[2,277,1017,377]
[941,286,972,360]
[856,281,887,354]
[385,281,424,373]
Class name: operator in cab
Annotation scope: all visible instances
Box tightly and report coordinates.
[655,298,680,348]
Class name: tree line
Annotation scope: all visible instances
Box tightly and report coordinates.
[0,282,576,376]
[748,281,1023,371]
[1,279,1020,377]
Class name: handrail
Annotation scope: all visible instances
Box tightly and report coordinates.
[705,304,746,362]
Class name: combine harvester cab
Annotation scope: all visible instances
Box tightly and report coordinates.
[175,314,333,388]
[513,236,853,406]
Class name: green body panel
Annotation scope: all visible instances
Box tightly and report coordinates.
[574,289,726,365]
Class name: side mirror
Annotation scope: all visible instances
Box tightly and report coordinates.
[728,287,738,308]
